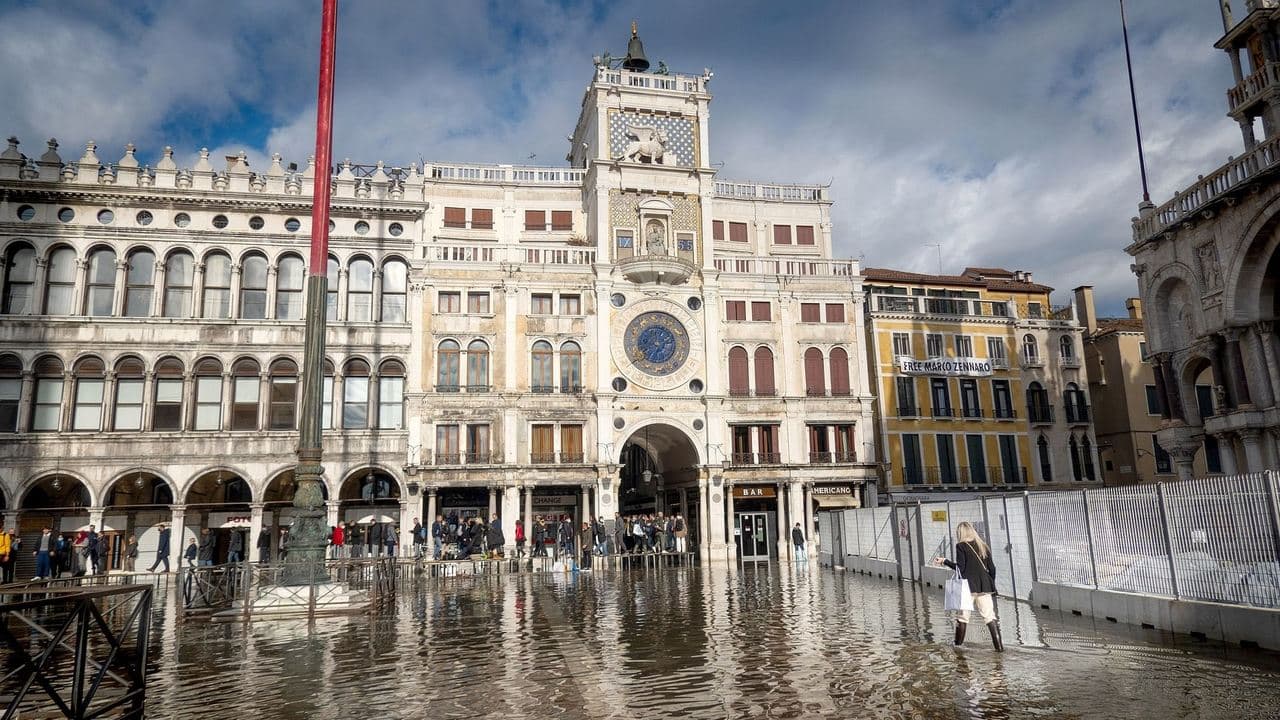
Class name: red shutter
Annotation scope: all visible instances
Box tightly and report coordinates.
[443,207,466,228]
[726,300,746,321]
[551,210,573,231]
[754,347,775,396]
[796,225,815,245]
[751,301,771,321]
[800,303,820,322]
[728,347,749,395]
[712,220,724,241]
[524,210,545,231]
[804,348,825,396]
[729,222,748,242]
[773,225,792,245]
[825,303,845,323]
[471,208,494,229]
[829,347,850,396]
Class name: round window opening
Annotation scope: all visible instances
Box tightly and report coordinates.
[96,209,114,224]
[688,379,704,394]
[212,214,229,229]
[687,297,702,311]
[249,216,265,230]
[284,217,301,233]
[57,207,75,223]
[17,205,35,221]
[174,212,191,228]
[388,222,404,237]
[611,377,628,392]
[613,417,625,430]
[136,210,153,226]
[610,293,626,308]
[355,220,370,235]
[692,418,704,431]
[328,220,336,232]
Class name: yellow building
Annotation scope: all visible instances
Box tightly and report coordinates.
[865,268,1102,494]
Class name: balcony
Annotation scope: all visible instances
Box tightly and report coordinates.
[729,388,777,398]
[1021,353,1044,369]
[713,256,857,278]
[993,407,1018,421]
[731,452,756,466]
[530,452,557,464]
[433,452,462,465]
[1027,404,1055,425]
[560,452,585,464]
[617,254,696,285]
[807,388,829,398]
[559,384,584,394]
[931,407,957,420]
[809,451,833,464]
[530,385,555,394]
[436,385,460,394]
[464,452,493,464]
[897,405,921,418]
[1058,356,1081,370]
[961,407,985,420]
[990,357,1010,370]
[1229,61,1280,115]
[758,452,781,465]
[809,450,857,465]
[1065,405,1091,425]
[465,384,490,393]
[873,295,1010,318]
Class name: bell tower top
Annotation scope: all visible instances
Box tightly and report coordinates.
[1216,0,1280,149]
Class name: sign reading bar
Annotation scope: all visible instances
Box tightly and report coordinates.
[897,356,993,377]
[733,486,776,499]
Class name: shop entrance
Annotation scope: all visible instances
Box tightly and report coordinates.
[736,512,772,562]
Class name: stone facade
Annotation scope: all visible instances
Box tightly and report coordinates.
[0,39,877,571]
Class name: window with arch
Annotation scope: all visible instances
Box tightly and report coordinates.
[829,347,851,396]
[1026,381,1051,422]
[2,243,35,314]
[325,257,339,321]
[754,346,776,396]
[85,247,117,316]
[203,252,232,318]
[560,341,582,392]
[437,340,460,391]
[531,341,554,392]
[240,254,268,319]
[268,358,298,430]
[44,247,76,316]
[1081,436,1096,481]
[113,357,146,431]
[162,251,194,317]
[123,248,156,317]
[231,358,261,430]
[381,259,407,323]
[153,357,184,431]
[1059,335,1074,362]
[1021,334,1039,364]
[0,354,20,432]
[728,347,749,396]
[1069,435,1083,481]
[378,360,405,429]
[72,356,106,431]
[321,358,335,429]
[804,347,826,396]
[347,258,374,322]
[31,355,64,432]
[1064,382,1088,423]
[466,340,489,391]
[1037,435,1052,482]
[342,359,370,429]
[193,358,223,431]
[275,255,304,320]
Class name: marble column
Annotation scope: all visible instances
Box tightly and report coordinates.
[1224,329,1254,408]
[1240,429,1267,473]
[169,505,186,570]
[398,500,413,556]
[776,481,789,559]
[426,487,438,524]
[501,485,520,555]
[1255,322,1280,409]
[724,482,737,560]
[488,487,498,522]
[1156,355,1185,421]
[249,502,265,562]
[16,371,33,433]
[191,262,206,319]
[72,258,87,316]
[150,259,166,318]
[580,484,591,525]
[788,480,805,559]
[1216,434,1239,475]
[228,263,242,319]
[1151,357,1171,419]
[523,486,534,550]
[325,501,340,528]
[264,265,278,320]
[336,268,349,322]
[111,259,127,316]
[803,483,815,557]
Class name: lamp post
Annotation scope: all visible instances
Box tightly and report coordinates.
[285,0,338,586]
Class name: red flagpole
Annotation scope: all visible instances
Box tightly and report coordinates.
[310,0,337,271]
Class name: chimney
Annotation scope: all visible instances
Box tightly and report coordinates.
[1126,297,1143,320]
[1021,271,1033,283]
[1073,285,1097,335]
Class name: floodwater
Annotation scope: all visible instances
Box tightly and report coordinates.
[136,565,1280,718]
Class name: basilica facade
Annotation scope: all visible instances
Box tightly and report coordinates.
[0,40,876,572]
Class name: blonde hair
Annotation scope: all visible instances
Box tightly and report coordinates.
[955,522,990,559]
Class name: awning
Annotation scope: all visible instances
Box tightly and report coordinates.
[814,495,860,509]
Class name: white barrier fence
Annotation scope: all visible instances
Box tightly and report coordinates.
[820,471,1280,609]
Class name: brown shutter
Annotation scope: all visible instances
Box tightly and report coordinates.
[804,348,825,395]
[796,225,815,245]
[751,301,771,321]
[471,208,493,229]
[825,303,845,323]
[443,207,466,228]
[550,210,572,231]
[729,222,748,242]
[800,303,820,322]
[712,220,724,240]
[524,210,545,231]
[829,347,850,395]
[753,347,775,396]
[773,225,792,245]
[728,347,749,394]
[726,300,745,321]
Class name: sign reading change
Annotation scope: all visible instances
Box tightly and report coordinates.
[897,356,994,377]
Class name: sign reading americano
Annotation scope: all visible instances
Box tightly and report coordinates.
[896,356,994,377]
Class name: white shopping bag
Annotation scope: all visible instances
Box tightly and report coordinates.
[944,568,974,612]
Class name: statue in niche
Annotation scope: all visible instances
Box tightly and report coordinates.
[646,220,668,255]
[1198,243,1222,290]
[619,125,669,164]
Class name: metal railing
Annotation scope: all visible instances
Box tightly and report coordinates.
[178,558,398,620]
[1,584,153,719]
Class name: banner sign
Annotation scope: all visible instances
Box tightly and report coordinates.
[733,486,776,499]
[897,356,993,377]
[532,494,578,507]
[811,485,853,496]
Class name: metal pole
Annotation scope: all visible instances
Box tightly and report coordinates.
[1155,482,1180,598]
[1003,496,1018,601]
[1120,0,1151,203]
[1022,491,1038,583]
[1080,488,1099,588]
[287,0,338,587]
[1263,470,1280,564]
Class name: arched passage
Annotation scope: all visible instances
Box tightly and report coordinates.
[183,469,254,565]
[618,423,701,544]
[15,473,92,578]
[100,469,176,571]
[338,468,401,557]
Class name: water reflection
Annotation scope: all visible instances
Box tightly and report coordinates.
[135,564,1280,719]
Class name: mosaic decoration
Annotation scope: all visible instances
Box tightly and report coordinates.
[608,112,696,167]
[623,311,690,377]
[608,191,699,233]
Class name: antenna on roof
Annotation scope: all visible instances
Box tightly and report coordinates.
[926,243,943,275]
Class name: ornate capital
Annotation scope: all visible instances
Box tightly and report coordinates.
[1222,327,1246,343]
[1237,428,1263,444]
[1255,320,1274,335]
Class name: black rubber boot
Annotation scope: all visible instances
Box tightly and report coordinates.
[987,621,1004,652]
[954,621,966,646]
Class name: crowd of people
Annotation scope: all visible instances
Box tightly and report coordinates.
[1,520,144,581]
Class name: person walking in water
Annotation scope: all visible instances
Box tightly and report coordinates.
[148,523,171,572]
[935,521,1002,652]
[791,522,807,562]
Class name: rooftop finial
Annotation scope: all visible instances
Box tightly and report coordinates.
[631,20,638,38]
[623,20,649,72]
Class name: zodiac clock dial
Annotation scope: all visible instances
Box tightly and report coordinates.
[623,311,690,376]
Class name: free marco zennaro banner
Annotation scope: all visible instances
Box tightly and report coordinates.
[896,356,994,377]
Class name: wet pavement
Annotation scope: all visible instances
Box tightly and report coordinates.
[138,564,1280,719]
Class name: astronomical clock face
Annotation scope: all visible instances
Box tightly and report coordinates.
[611,298,703,391]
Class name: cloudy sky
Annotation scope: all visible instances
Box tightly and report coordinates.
[0,0,1238,314]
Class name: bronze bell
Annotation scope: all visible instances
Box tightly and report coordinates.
[623,21,649,72]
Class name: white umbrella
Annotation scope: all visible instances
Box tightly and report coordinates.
[352,513,395,525]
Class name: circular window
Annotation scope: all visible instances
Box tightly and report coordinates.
[285,217,301,233]
[57,207,75,223]
[692,418,704,431]
[249,216,265,230]
[174,213,191,228]
[328,220,335,233]
[611,377,628,392]
[96,209,114,224]
[212,214,229,229]
[687,297,702,311]
[388,222,404,237]
[613,417,625,430]
[688,379,704,394]
[17,205,35,221]
[610,293,626,308]
[354,220,370,235]
[136,210,153,226]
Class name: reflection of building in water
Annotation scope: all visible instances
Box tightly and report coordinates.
[0,27,875,567]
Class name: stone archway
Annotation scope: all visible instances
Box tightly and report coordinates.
[618,422,700,516]
[101,470,176,572]
[337,468,402,557]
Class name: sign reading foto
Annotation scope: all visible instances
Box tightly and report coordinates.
[897,356,994,377]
